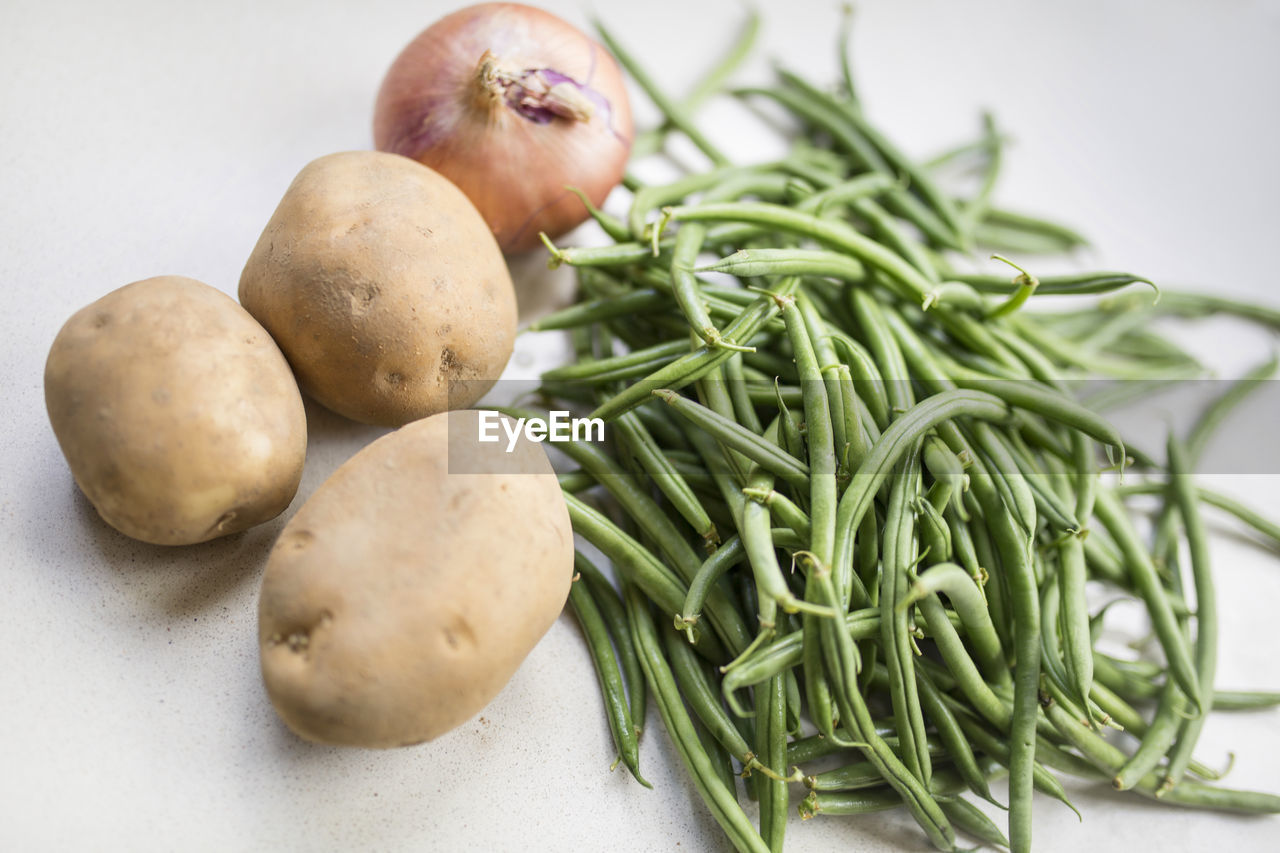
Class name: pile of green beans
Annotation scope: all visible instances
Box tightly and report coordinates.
[527,11,1280,853]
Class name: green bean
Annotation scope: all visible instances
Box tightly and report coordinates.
[737,435,783,635]
[1091,656,1162,706]
[663,624,756,767]
[543,237,664,268]
[954,111,1002,238]
[1212,689,1280,710]
[741,488,811,541]
[672,221,729,348]
[969,424,1042,533]
[950,378,1126,457]
[567,573,649,787]
[798,172,899,213]
[798,787,908,819]
[757,673,790,851]
[804,759,895,792]
[1008,313,1202,380]
[924,435,970,516]
[835,3,859,102]
[590,278,802,421]
[986,202,1089,242]
[811,570,958,851]
[773,381,807,467]
[947,511,983,594]
[855,509,881,610]
[528,289,669,331]
[563,185,631,242]
[782,289,839,569]
[827,329,892,431]
[1161,435,1218,793]
[944,700,1080,819]
[574,555,646,738]
[1058,529,1094,715]
[851,197,941,280]
[613,410,719,549]
[696,708,740,804]
[1093,489,1202,713]
[697,247,867,282]
[774,69,967,246]
[1038,577,1111,732]
[663,201,933,305]
[1108,330,1205,373]
[880,446,932,785]
[801,292,864,477]
[784,667,803,737]
[721,609,883,712]
[723,352,764,435]
[798,768,974,820]
[971,222,1081,256]
[564,493,730,659]
[1115,482,1280,549]
[541,338,690,382]
[631,8,760,158]
[787,728,866,766]
[655,389,811,489]
[1190,353,1278,461]
[1044,700,1280,814]
[557,470,595,493]
[958,461,1039,853]
[913,576,1010,731]
[916,667,998,807]
[1115,289,1280,332]
[679,534,745,640]
[595,21,731,168]
[669,174,796,349]
[916,496,954,563]
[624,586,771,853]
[940,796,1011,850]
[832,389,1012,610]
[963,500,1013,654]
[832,362,871,475]
[697,365,757,491]
[541,428,754,656]
[904,562,1009,686]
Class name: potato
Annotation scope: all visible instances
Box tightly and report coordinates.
[238,150,517,427]
[258,408,572,747]
[44,275,307,546]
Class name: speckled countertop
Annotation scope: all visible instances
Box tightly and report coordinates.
[3,1,1279,850]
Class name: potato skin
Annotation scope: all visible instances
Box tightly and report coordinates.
[43,275,307,546]
[258,409,572,748]
[238,151,517,427]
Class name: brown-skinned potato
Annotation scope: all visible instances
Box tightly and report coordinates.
[43,275,307,546]
[258,408,572,748]
[238,150,517,427]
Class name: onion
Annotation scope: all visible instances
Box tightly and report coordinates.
[373,3,634,254]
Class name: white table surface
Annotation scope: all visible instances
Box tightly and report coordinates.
[3,1,1279,850]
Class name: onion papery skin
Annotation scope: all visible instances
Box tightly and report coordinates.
[373,3,634,254]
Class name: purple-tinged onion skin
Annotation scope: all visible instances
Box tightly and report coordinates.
[374,3,633,254]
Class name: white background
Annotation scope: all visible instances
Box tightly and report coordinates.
[3,1,1280,850]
